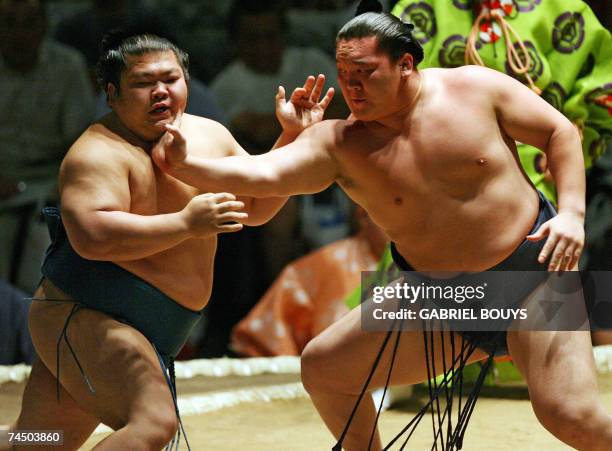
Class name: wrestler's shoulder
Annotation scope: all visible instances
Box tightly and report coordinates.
[299,119,369,154]
[181,113,237,156]
[63,121,132,169]
[440,65,512,88]
[181,114,236,143]
[181,113,228,136]
[303,119,352,137]
[441,65,496,76]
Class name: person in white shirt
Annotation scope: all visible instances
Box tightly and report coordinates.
[212,0,345,152]
[0,0,95,184]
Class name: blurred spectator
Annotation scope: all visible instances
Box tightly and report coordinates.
[0,279,34,365]
[55,0,178,90]
[232,207,386,356]
[0,0,94,183]
[287,0,357,57]
[147,1,232,83]
[0,0,95,288]
[212,0,345,153]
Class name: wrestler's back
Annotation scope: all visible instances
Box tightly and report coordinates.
[60,114,230,310]
[334,68,540,271]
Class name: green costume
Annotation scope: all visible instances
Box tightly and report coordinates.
[345,245,394,309]
[391,0,612,202]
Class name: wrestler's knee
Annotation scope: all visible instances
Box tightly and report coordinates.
[531,395,605,447]
[301,338,333,394]
[145,411,178,449]
[130,405,179,450]
[301,337,357,395]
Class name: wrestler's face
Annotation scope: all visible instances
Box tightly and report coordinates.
[336,37,406,121]
[108,50,188,142]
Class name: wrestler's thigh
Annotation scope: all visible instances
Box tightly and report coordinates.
[507,330,598,404]
[13,358,99,451]
[28,300,174,431]
[303,303,489,392]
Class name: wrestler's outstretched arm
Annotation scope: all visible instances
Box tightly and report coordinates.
[60,145,247,262]
[154,117,340,199]
[474,66,585,271]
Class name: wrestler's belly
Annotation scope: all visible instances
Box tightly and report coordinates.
[384,190,540,272]
[116,237,216,310]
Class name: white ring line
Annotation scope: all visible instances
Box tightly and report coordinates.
[92,382,309,435]
[2,347,612,386]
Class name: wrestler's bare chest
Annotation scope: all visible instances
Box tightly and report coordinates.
[333,109,536,270]
[129,136,229,216]
[337,111,508,209]
[128,158,195,216]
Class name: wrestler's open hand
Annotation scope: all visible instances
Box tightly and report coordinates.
[152,115,186,172]
[181,192,247,236]
[526,212,585,271]
[276,74,334,135]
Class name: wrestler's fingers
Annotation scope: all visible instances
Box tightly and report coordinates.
[302,75,316,96]
[165,124,186,145]
[289,87,313,106]
[567,243,583,271]
[217,211,249,222]
[557,254,573,273]
[154,129,173,149]
[319,87,335,110]
[151,148,169,172]
[218,223,244,233]
[536,231,557,264]
[310,74,326,103]
[526,222,550,242]
[209,192,237,203]
[548,242,565,272]
[276,86,286,107]
[217,201,246,212]
[548,238,569,272]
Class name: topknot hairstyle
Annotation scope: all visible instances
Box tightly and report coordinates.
[337,1,424,65]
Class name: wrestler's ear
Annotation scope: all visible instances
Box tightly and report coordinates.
[106,83,117,107]
[399,54,414,78]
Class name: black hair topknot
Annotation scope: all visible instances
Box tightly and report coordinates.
[99,28,135,55]
[355,0,383,16]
